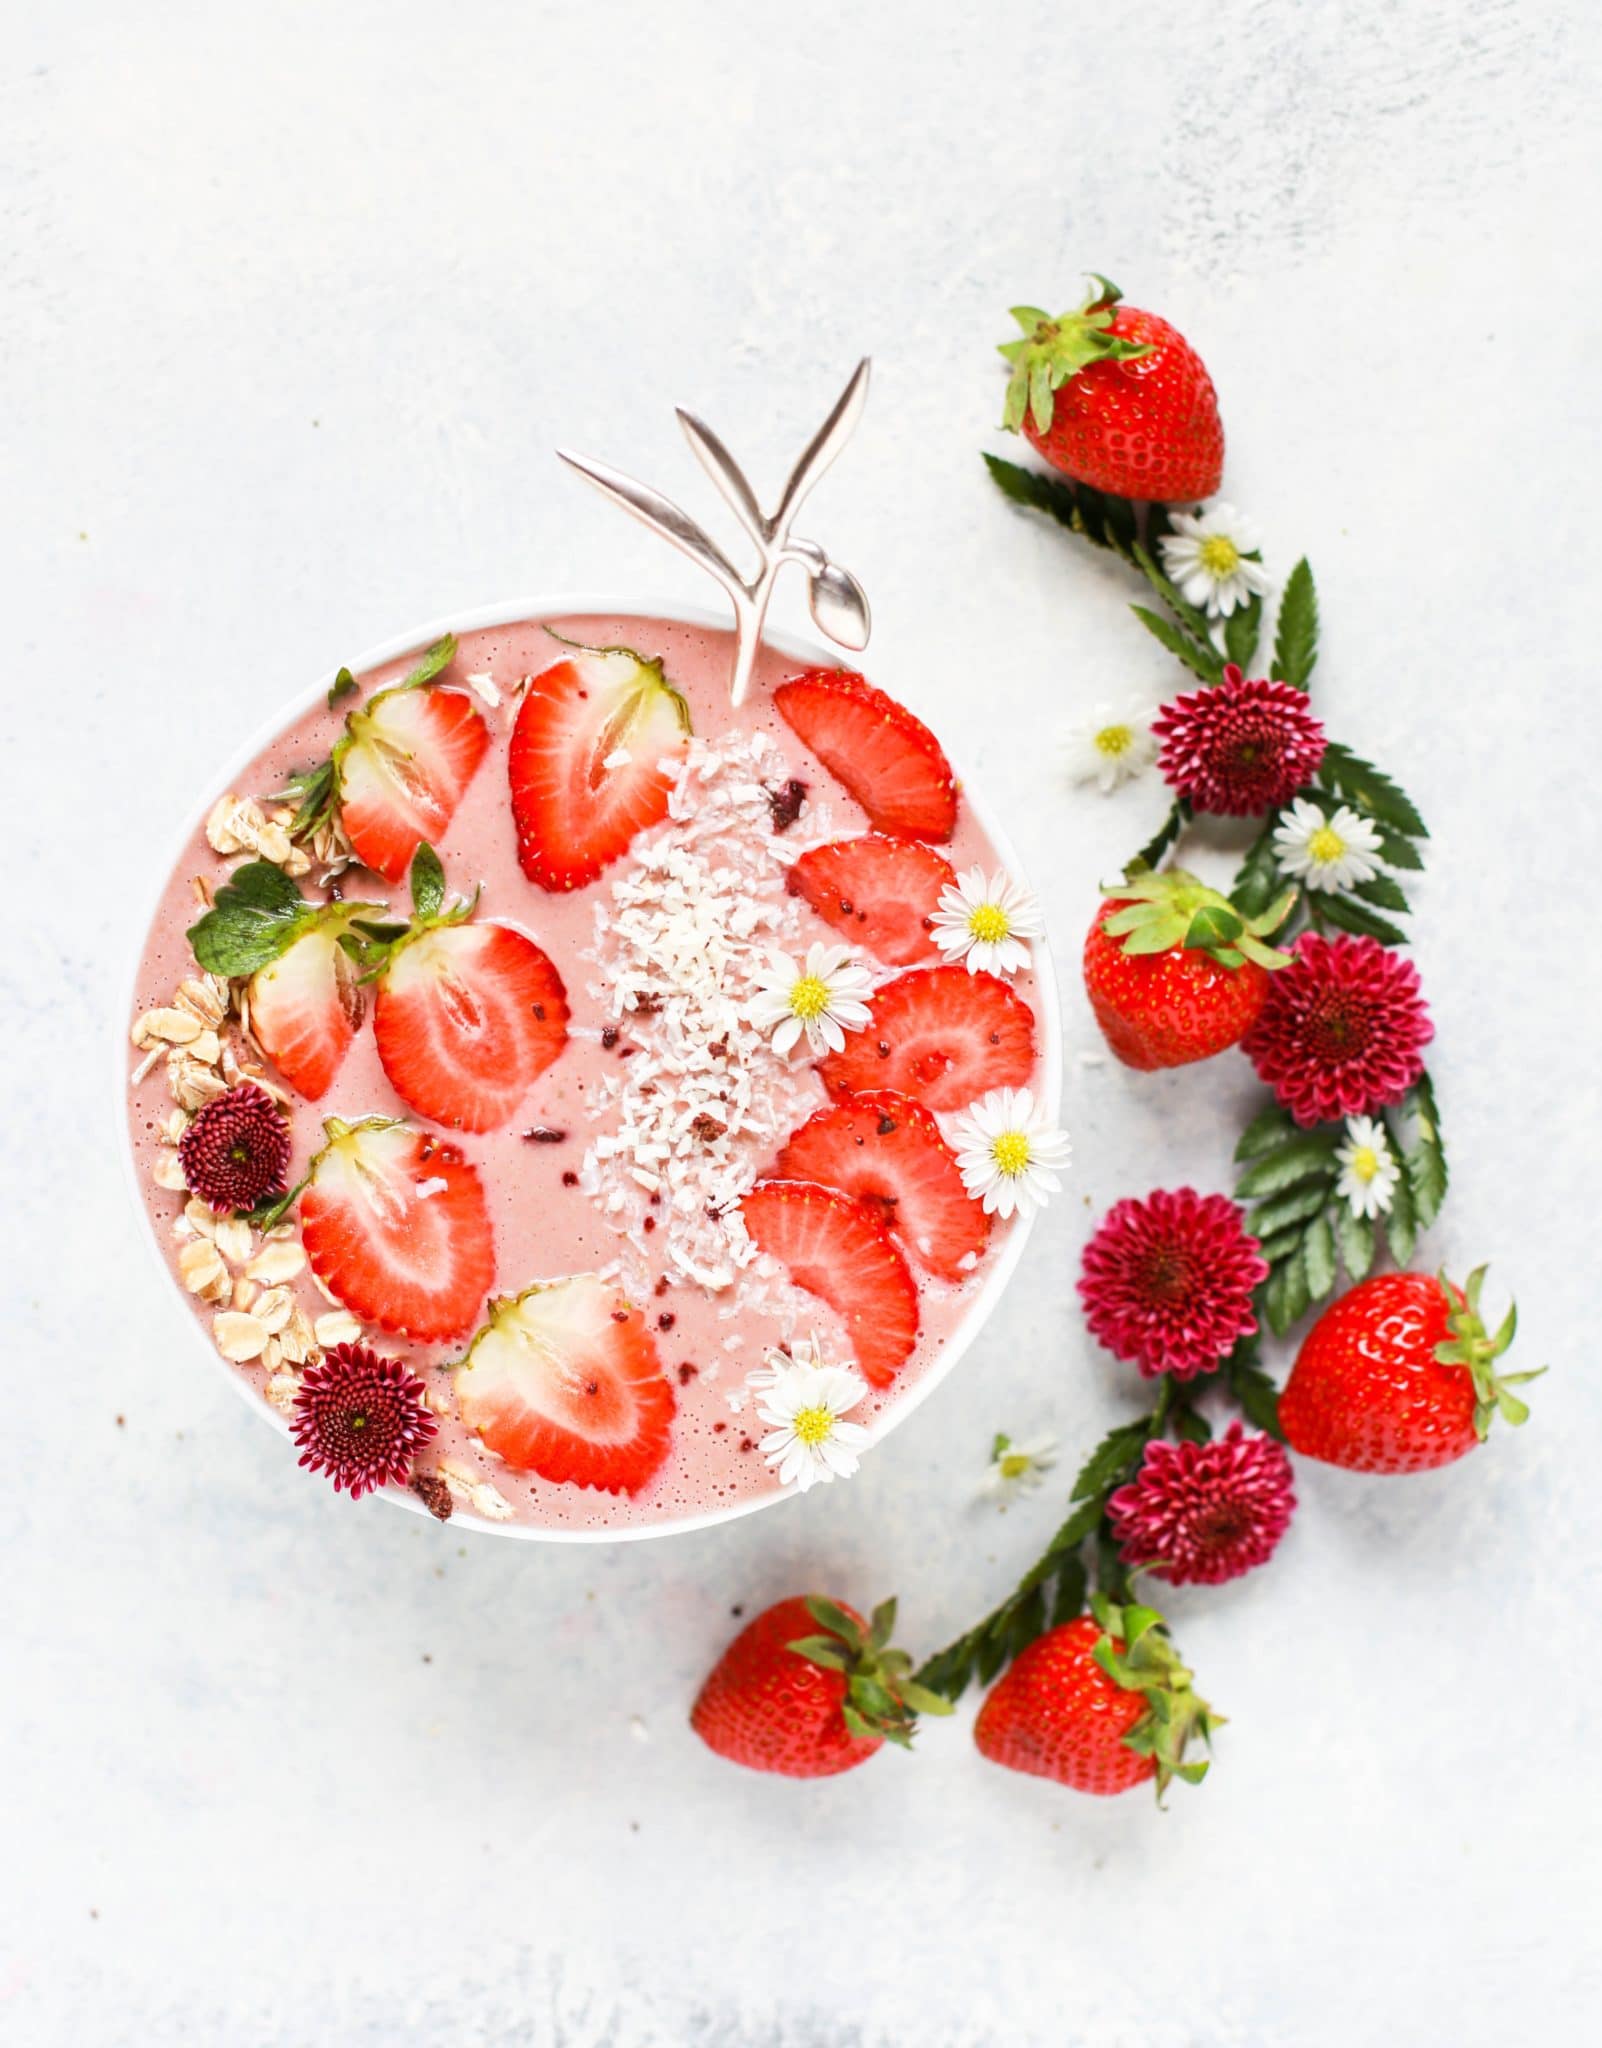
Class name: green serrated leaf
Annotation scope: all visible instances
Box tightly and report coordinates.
[1250,1179,1336,1237]
[1224,592,1263,670]
[326,666,357,709]
[803,1595,860,1645]
[410,842,446,922]
[982,453,1139,559]
[1050,1554,1089,1628]
[186,861,312,978]
[1335,1201,1377,1281]
[1302,1211,1338,1301]
[1230,825,1287,922]
[1351,872,1411,914]
[1318,740,1428,839]
[1264,1252,1311,1336]
[1404,1072,1449,1227]
[1376,827,1425,872]
[1235,1102,1297,1162]
[1255,1225,1312,1268]
[1385,1155,1418,1265]
[1225,1344,1284,1437]
[1272,558,1319,690]
[1235,1130,1340,1200]
[1130,604,1223,684]
[399,633,458,691]
[1317,893,1409,946]
[1130,800,1188,874]
[1070,1419,1151,1502]
[1133,543,1217,648]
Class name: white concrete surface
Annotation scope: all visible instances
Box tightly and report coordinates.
[6,2,1599,2042]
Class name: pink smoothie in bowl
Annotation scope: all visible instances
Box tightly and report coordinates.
[121,600,1062,1540]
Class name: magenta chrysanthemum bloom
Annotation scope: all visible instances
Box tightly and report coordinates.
[178,1082,291,1213]
[1078,1187,1268,1381]
[289,1343,437,1499]
[1108,1422,1296,1585]
[1153,665,1326,816]
[1242,930,1433,1127]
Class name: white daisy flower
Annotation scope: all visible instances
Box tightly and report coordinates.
[1158,502,1272,618]
[930,866,1045,977]
[979,1430,1059,1508]
[1061,696,1160,793]
[755,1352,871,1492]
[948,1088,1071,1220]
[1334,1115,1402,1220]
[749,942,874,1057]
[1272,796,1385,893]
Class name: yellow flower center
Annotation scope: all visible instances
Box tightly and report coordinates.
[999,1451,1032,1480]
[1349,1145,1380,1184]
[791,1404,835,1446]
[1307,824,1347,865]
[968,903,1011,944]
[991,1130,1032,1177]
[789,975,830,1020]
[1095,722,1134,758]
[1199,534,1241,576]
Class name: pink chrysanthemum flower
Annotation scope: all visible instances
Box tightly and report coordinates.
[1242,930,1433,1127]
[179,1082,291,1213]
[1153,665,1326,816]
[1108,1422,1296,1585]
[1078,1187,1268,1382]
[289,1343,437,1499]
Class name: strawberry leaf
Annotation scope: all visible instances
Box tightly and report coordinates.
[1272,558,1319,690]
[410,842,446,922]
[187,861,313,977]
[397,633,458,692]
[326,667,357,709]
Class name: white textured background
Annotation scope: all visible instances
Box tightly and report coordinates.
[7,3,1600,2042]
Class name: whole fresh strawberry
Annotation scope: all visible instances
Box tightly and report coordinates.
[1280,1266,1539,1474]
[1083,868,1295,1071]
[691,1595,951,1778]
[999,279,1224,503]
[974,1597,1220,1800]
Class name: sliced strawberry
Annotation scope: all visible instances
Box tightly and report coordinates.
[774,670,957,841]
[247,913,368,1100]
[373,923,569,1134]
[300,1118,495,1342]
[509,646,691,891]
[817,965,1037,1112]
[455,1275,675,1495]
[787,834,956,966]
[773,1090,989,1282]
[337,685,490,883]
[739,1180,918,1389]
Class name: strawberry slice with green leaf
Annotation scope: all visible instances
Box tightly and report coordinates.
[739,1180,919,1388]
[787,833,956,966]
[774,670,957,841]
[299,1116,495,1341]
[817,964,1037,1112]
[455,1276,675,1495]
[509,642,691,891]
[774,1090,989,1282]
[187,861,391,1099]
[284,635,490,884]
[369,845,570,1132]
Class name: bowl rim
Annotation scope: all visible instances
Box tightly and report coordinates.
[116,592,1064,1543]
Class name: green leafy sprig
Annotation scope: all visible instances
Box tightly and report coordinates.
[279,632,460,845]
[915,1381,1211,1703]
[1234,1075,1450,1336]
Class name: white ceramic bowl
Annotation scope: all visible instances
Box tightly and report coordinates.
[118,595,1063,1542]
